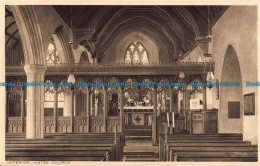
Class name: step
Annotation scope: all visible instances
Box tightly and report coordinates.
[125,155,155,158]
[124,158,159,161]
[125,140,152,145]
[125,136,152,140]
[124,152,155,155]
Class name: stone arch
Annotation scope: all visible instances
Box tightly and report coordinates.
[53,26,74,64]
[79,51,89,64]
[11,6,46,65]
[72,43,94,64]
[219,45,243,133]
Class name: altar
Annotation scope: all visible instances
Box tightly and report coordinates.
[124,106,153,129]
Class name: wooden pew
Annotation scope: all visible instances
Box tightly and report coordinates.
[6,133,123,161]
[159,134,258,162]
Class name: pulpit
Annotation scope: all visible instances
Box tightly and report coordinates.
[185,109,218,134]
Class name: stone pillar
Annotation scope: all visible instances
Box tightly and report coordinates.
[24,65,46,139]
[63,93,72,116]
[152,87,158,145]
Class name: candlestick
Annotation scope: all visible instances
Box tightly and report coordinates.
[172,112,175,128]
[114,128,117,143]
[167,112,170,127]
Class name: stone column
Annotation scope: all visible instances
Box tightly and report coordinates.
[24,65,47,139]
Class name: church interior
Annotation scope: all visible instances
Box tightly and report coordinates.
[5,5,258,162]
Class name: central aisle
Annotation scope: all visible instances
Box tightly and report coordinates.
[123,129,159,161]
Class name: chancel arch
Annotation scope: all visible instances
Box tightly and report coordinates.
[52,26,74,64]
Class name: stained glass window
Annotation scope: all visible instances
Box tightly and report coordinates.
[125,41,149,65]
[46,38,60,65]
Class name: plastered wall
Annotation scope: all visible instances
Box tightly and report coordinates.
[212,6,258,144]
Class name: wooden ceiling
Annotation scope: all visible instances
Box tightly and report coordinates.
[5,6,229,61]
[54,6,229,61]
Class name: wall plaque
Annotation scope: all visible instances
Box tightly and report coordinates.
[244,93,255,115]
[228,101,240,118]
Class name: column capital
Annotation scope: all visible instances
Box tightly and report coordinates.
[24,65,47,75]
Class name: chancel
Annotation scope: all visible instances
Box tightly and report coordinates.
[5,5,258,162]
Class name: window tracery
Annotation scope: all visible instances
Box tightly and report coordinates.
[125,41,149,65]
[46,38,60,65]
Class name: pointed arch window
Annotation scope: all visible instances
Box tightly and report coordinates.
[125,41,149,65]
[46,38,60,65]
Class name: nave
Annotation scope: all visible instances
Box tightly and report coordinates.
[6,132,258,162]
[4,5,258,163]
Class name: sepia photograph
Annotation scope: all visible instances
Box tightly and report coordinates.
[1,1,259,166]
